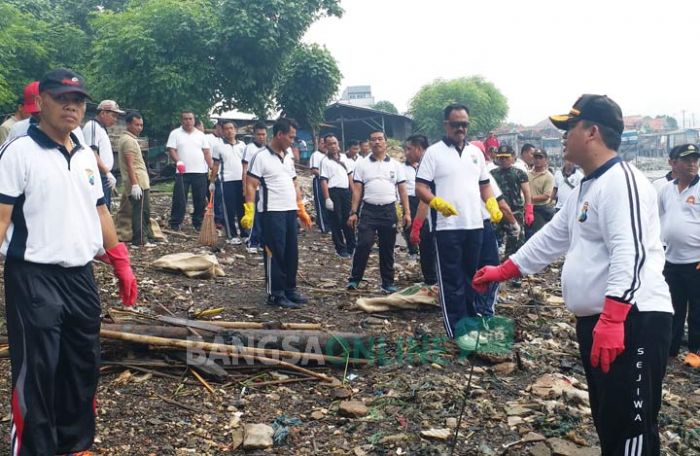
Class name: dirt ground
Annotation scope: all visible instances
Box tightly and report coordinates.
[0,178,698,455]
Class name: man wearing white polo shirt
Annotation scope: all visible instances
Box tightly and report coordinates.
[167,110,212,231]
[347,129,411,293]
[0,68,137,455]
[242,122,268,253]
[658,143,700,367]
[415,103,502,343]
[243,118,312,308]
[320,133,355,257]
[309,136,330,233]
[83,99,124,212]
[210,120,246,244]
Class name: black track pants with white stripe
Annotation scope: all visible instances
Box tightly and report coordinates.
[261,210,299,297]
[576,309,672,456]
[312,176,330,233]
[5,260,101,456]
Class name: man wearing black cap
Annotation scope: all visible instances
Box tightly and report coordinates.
[0,68,138,455]
[527,148,555,235]
[658,143,700,368]
[473,94,673,455]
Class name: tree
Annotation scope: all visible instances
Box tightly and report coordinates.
[276,44,341,137]
[408,76,508,141]
[371,100,398,114]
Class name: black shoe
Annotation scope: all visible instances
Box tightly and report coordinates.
[267,295,301,309]
[285,290,308,304]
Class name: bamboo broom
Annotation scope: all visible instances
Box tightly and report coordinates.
[199,190,218,246]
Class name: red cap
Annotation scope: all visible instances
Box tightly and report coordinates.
[22,81,40,114]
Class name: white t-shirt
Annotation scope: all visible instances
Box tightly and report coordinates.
[205,133,222,150]
[309,150,326,171]
[658,176,700,264]
[514,158,529,173]
[242,141,266,164]
[511,156,672,317]
[213,140,245,182]
[353,155,406,205]
[404,163,418,197]
[553,168,584,209]
[7,118,87,146]
[83,119,114,171]
[652,172,673,195]
[319,156,351,189]
[416,139,491,231]
[0,125,104,267]
[166,127,210,174]
[247,146,297,212]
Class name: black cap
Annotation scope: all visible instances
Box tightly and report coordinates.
[533,149,547,158]
[495,144,514,158]
[39,68,91,99]
[669,144,700,159]
[550,94,623,135]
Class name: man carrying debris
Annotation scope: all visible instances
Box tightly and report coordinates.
[657,143,700,367]
[473,94,673,455]
[0,68,138,455]
[414,103,502,347]
[347,129,411,294]
[243,118,312,308]
[117,111,155,246]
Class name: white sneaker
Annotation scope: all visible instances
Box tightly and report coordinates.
[227,237,242,245]
[246,246,259,254]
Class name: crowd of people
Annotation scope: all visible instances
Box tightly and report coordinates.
[1,67,699,456]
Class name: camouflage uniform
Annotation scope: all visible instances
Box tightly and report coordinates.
[491,166,529,257]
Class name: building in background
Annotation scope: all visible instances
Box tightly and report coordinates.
[338,85,375,108]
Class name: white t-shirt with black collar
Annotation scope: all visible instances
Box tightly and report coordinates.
[82,119,114,171]
[242,141,266,164]
[247,146,297,212]
[404,162,418,197]
[416,138,491,231]
[320,156,351,189]
[0,125,105,267]
[309,150,326,171]
[658,175,700,264]
[165,127,210,174]
[553,168,584,209]
[352,154,406,205]
[213,140,245,182]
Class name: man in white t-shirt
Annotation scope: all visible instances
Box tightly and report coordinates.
[167,110,211,231]
[474,94,673,454]
[657,143,700,367]
[83,99,124,212]
[205,122,224,225]
[309,136,330,233]
[210,120,246,244]
[552,159,584,211]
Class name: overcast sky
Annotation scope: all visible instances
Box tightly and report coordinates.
[303,0,699,127]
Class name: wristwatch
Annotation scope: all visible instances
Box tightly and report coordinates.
[350,210,358,216]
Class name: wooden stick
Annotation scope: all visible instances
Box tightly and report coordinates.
[243,376,316,388]
[190,368,217,395]
[100,329,346,382]
[155,393,207,413]
[207,321,322,330]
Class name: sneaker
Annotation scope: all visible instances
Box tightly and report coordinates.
[144,243,156,248]
[684,351,700,368]
[347,280,359,290]
[285,290,308,304]
[380,283,397,294]
[336,251,351,258]
[455,333,479,352]
[246,245,260,254]
[227,237,242,245]
[267,295,301,309]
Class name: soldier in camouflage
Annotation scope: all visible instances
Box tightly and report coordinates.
[490,145,533,257]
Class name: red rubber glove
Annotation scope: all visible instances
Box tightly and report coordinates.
[471,259,521,294]
[524,203,534,226]
[591,298,631,373]
[105,243,138,306]
[410,218,424,246]
[176,161,186,174]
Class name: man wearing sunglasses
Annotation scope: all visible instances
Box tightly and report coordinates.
[415,103,502,349]
[473,94,673,455]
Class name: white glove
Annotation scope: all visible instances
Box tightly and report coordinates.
[507,220,521,238]
[106,172,117,189]
[130,184,143,200]
[325,198,334,211]
[209,182,216,193]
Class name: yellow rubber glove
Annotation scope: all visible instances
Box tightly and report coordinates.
[297,201,312,228]
[241,202,255,230]
[429,197,458,217]
[396,202,403,221]
[485,197,503,223]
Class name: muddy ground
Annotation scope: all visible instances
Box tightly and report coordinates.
[0,176,698,456]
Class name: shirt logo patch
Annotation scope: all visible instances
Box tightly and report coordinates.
[578,201,589,222]
[85,169,95,186]
[390,171,395,179]
[687,195,696,205]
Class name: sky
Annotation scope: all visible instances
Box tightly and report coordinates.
[303,0,699,128]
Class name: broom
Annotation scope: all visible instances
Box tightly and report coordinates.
[199,190,218,246]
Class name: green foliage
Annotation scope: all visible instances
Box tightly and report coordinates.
[276,44,342,133]
[371,100,398,114]
[89,0,216,137]
[408,76,508,141]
